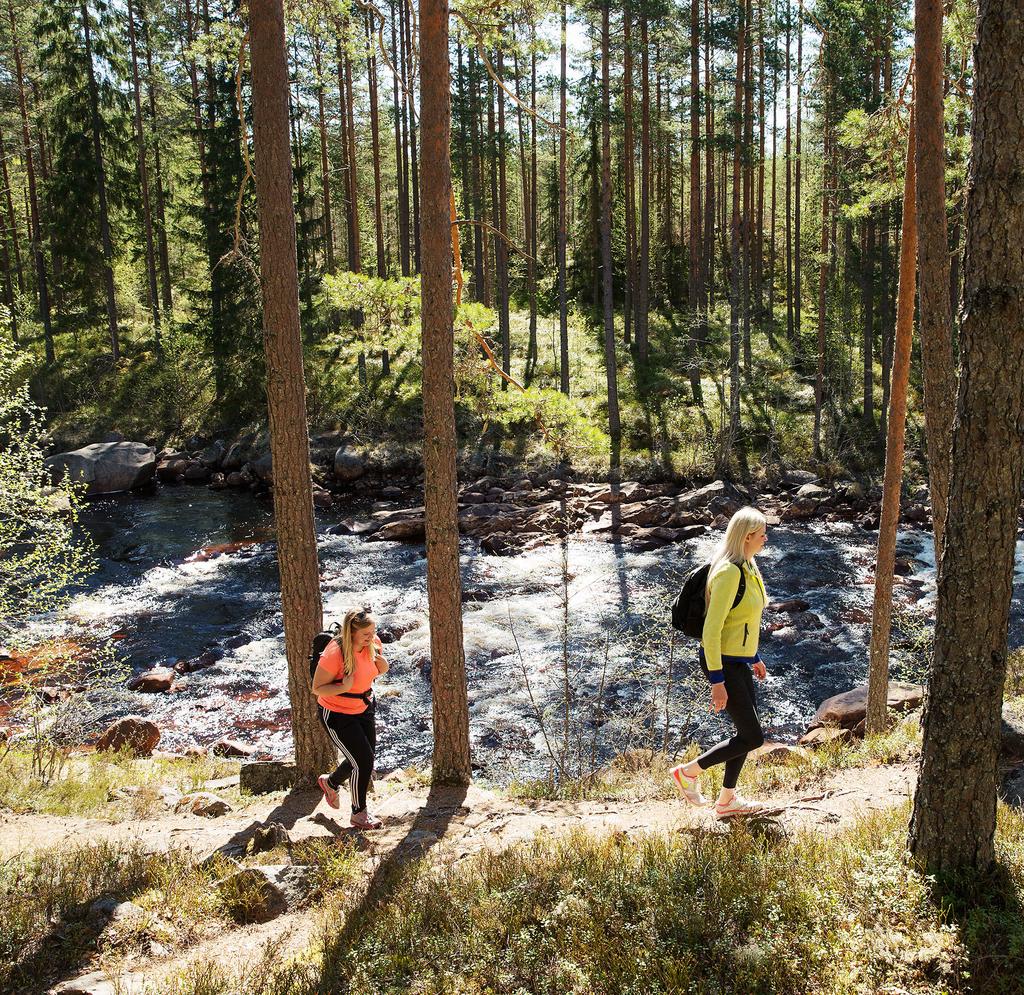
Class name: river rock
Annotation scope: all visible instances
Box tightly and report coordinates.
[252,452,274,484]
[217,865,314,924]
[183,460,211,483]
[796,483,830,500]
[45,441,157,496]
[312,488,334,509]
[225,471,246,487]
[95,717,161,756]
[753,742,810,764]
[372,517,426,542]
[175,792,232,817]
[783,469,819,488]
[212,737,255,758]
[808,681,924,732]
[769,598,811,614]
[381,485,403,500]
[673,480,736,512]
[799,726,854,747]
[51,972,122,995]
[334,447,366,483]
[198,442,225,468]
[156,457,188,481]
[1002,705,1024,761]
[240,760,297,794]
[128,666,176,692]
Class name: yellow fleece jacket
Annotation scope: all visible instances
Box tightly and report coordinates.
[701,558,768,683]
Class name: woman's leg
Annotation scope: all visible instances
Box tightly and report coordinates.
[321,708,375,812]
[693,663,764,789]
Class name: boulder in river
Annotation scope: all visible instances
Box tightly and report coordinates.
[94,717,161,756]
[212,737,255,758]
[808,681,924,732]
[334,447,366,483]
[251,452,274,484]
[45,441,156,496]
[128,666,176,692]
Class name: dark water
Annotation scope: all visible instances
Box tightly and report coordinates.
[54,485,1024,781]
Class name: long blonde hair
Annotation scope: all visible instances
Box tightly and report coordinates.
[338,608,376,678]
[706,506,767,596]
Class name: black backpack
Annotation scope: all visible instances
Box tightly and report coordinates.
[309,624,342,683]
[309,623,374,704]
[670,562,745,638]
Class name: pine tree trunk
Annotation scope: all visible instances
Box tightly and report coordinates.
[703,0,714,314]
[558,1,568,395]
[419,0,471,785]
[728,6,745,438]
[601,3,620,440]
[866,110,916,736]
[126,0,161,337]
[141,13,172,313]
[403,0,420,271]
[80,0,119,361]
[623,4,636,347]
[312,39,335,275]
[393,2,410,276]
[0,127,25,297]
[784,0,793,345]
[688,0,704,400]
[812,84,829,458]
[8,0,53,361]
[914,0,955,556]
[794,0,802,347]
[367,15,386,278]
[909,0,1024,871]
[635,13,650,362]
[248,0,334,781]
[862,218,875,425]
[496,49,510,382]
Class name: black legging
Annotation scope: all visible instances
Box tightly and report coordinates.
[319,702,376,813]
[696,658,765,789]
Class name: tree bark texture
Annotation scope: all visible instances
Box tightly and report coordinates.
[909,0,1024,874]
[419,0,471,785]
[867,110,917,736]
[914,0,956,556]
[249,0,334,780]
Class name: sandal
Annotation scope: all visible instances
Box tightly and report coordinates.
[670,764,708,807]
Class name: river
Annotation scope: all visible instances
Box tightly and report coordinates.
[44,485,1024,781]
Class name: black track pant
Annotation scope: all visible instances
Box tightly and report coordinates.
[319,702,376,813]
[696,658,765,790]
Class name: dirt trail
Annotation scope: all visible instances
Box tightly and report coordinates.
[16,761,915,994]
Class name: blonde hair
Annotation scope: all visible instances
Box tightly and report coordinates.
[706,506,767,597]
[338,608,376,678]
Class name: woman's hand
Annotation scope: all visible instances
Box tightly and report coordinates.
[711,683,728,713]
[752,661,767,680]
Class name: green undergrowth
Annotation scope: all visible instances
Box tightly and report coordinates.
[505,715,923,803]
[154,803,1024,995]
[0,835,364,994]
[29,299,908,482]
[0,748,242,819]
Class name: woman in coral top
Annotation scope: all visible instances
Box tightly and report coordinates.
[312,607,389,829]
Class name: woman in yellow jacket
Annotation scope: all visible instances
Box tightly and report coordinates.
[671,506,770,818]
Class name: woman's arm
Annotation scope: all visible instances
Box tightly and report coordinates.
[312,663,356,696]
[373,641,389,676]
[702,564,741,684]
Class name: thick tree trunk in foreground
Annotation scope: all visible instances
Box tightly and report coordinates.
[867,110,917,735]
[419,0,470,785]
[914,0,955,556]
[909,0,1024,873]
[249,0,334,780]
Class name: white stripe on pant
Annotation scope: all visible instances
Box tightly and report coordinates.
[321,705,360,811]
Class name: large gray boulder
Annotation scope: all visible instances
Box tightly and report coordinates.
[334,447,367,483]
[808,681,924,731]
[45,441,156,496]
